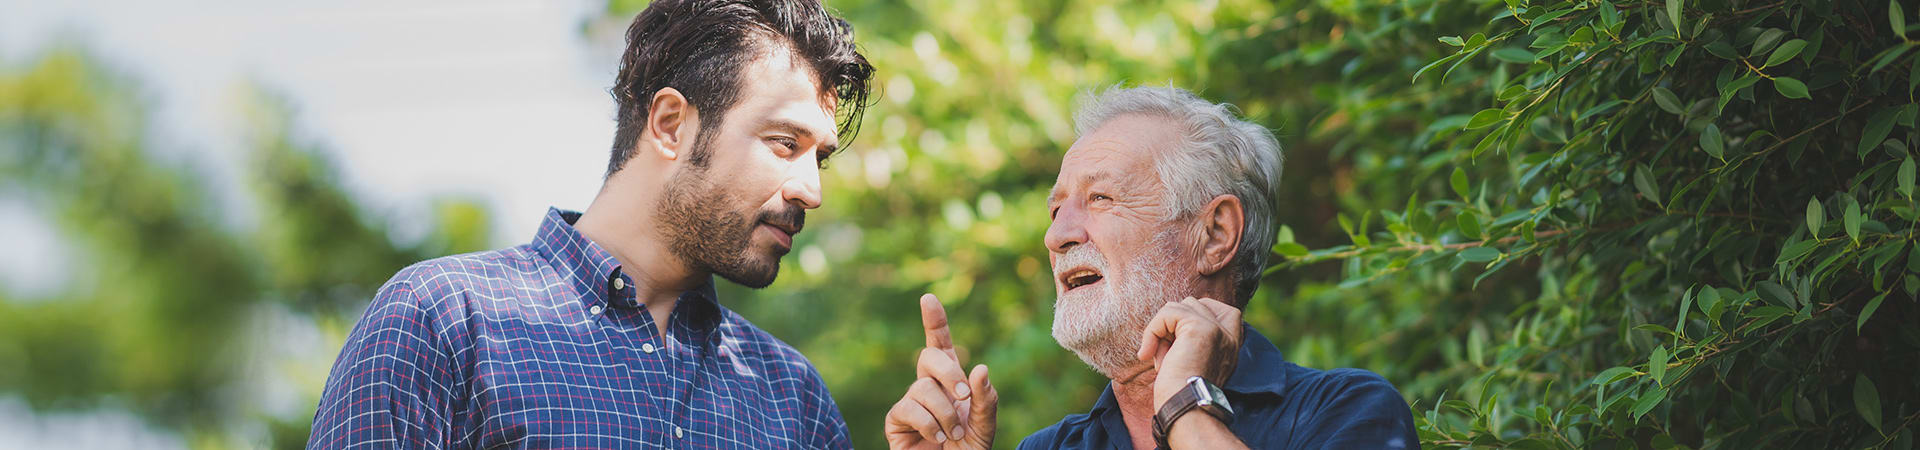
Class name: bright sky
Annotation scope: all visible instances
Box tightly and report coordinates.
[1,0,624,296]
[0,0,626,444]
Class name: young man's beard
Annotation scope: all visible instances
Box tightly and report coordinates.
[653,140,804,289]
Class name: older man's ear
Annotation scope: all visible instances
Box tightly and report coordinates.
[1193,194,1246,277]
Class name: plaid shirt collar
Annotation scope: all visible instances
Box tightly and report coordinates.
[529,207,722,328]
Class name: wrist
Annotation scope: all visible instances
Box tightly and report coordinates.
[1164,411,1232,448]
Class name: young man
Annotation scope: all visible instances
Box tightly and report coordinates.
[306,0,872,447]
[885,86,1418,449]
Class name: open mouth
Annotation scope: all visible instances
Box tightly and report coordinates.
[1058,267,1105,292]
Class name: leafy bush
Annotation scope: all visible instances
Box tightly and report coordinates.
[1280,0,1919,447]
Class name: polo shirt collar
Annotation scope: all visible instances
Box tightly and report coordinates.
[1084,323,1291,417]
[1222,324,1290,398]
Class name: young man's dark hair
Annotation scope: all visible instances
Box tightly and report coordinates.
[607,0,873,174]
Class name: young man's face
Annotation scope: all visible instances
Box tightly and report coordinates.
[655,44,839,288]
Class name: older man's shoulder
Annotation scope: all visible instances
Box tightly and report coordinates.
[1275,364,1421,449]
[1014,411,1098,450]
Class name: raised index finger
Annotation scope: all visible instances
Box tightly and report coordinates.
[920,293,954,352]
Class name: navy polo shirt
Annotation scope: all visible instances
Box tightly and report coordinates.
[1018,326,1419,449]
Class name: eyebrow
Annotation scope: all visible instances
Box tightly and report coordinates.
[760,118,840,155]
[1048,170,1122,204]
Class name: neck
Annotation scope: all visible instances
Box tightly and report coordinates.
[1109,277,1239,449]
[575,165,707,331]
[1109,363,1161,449]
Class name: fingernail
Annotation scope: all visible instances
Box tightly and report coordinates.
[955,383,971,399]
[954,426,966,439]
[935,431,947,443]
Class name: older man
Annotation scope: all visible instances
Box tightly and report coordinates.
[884,86,1419,449]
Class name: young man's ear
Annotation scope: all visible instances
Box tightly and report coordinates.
[1194,194,1246,277]
[645,87,700,160]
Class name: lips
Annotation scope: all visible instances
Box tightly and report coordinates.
[1057,266,1105,292]
[760,222,797,248]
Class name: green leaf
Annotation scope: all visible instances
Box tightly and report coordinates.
[1676,288,1694,337]
[1591,367,1636,386]
[1632,387,1668,421]
[1856,375,1883,433]
[1652,86,1685,115]
[1899,157,1915,198]
[1438,35,1465,47]
[1807,197,1826,236]
[1844,197,1863,244]
[1720,74,1761,95]
[1763,39,1808,68]
[1776,239,1819,265]
[1459,247,1502,262]
[1858,292,1888,333]
[1893,0,1909,38]
[1746,305,1793,330]
[1580,99,1627,121]
[1634,164,1663,208]
[1860,108,1899,159]
[1492,47,1537,64]
[1466,108,1506,129]
[1749,29,1786,58]
[1274,242,1310,258]
[1698,287,1724,325]
[1451,167,1470,199]
[1412,52,1462,83]
[1773,77,1810,99]
[1666,0,1684,38]
[1700,123,1724,159]
[1649,346,1669,385]
[1758,281,1799,309]
[1458,210,1484,238]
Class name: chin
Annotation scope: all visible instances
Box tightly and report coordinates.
[715,253,781,289]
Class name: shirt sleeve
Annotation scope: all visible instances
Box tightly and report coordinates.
[802,368,853,449]
[1299,369,1420,450]
[307,280,459,449]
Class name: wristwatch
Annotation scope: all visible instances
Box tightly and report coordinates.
[1152,375,1235,448]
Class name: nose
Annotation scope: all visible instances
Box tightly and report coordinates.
[1044,202,1089,254]
[782,157,823,209]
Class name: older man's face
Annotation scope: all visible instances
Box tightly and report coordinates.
[1044,114,1196,377]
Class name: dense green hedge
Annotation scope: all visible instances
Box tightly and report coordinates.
[1280,0,1918,447]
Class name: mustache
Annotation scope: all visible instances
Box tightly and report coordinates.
[1052,244,1108,277]
[756,205,806,233]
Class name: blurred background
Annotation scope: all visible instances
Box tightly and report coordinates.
[3,0,1806,448]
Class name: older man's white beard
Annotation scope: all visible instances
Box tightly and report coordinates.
[1051,230,1189,379]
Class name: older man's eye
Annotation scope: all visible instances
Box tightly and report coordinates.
[1090,193,1113,203]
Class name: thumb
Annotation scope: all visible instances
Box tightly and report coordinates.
[968,364,998,428]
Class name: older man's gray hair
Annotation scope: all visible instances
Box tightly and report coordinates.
[1073,85,1284,307]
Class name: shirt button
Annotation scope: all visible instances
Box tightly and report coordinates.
[589,305,603,315]
[642,343,656,353]
[674,425,684,439]
[612,277,626,290]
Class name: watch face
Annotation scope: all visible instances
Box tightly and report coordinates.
[1207,384,1233,414]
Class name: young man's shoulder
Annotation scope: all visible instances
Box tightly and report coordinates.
[384,245,543,293]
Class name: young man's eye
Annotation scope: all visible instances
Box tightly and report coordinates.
[769,137,799,154]
[815,150,832,170]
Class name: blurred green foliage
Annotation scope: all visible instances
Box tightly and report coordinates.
[4,0,1915,448]
[0,47,491,447]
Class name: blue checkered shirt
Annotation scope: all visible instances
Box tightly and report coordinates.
[308,208,851,449]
